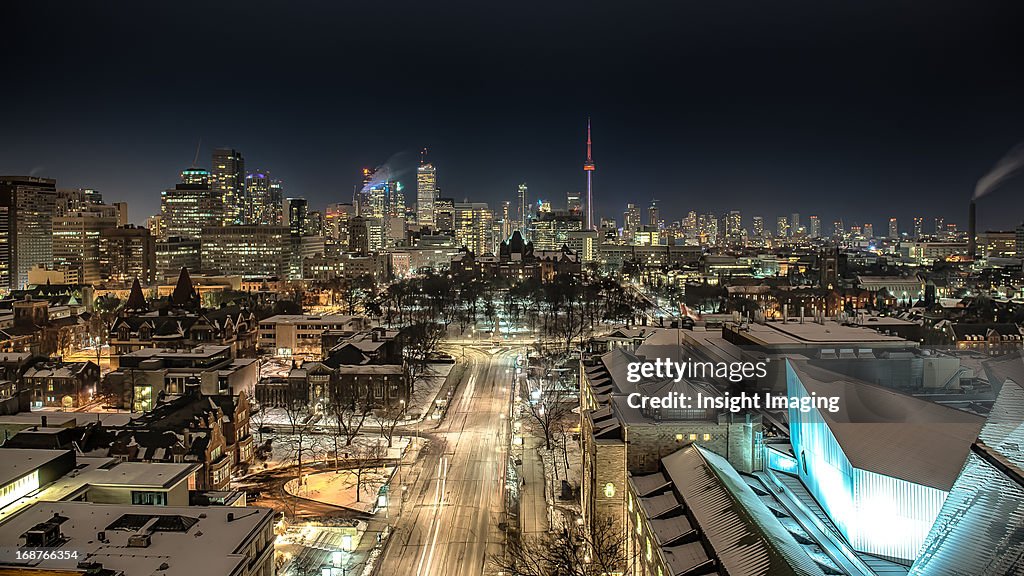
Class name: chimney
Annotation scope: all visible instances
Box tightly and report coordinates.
[968,200,977,259]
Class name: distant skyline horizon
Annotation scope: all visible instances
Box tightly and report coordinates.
[5,2,1024,231]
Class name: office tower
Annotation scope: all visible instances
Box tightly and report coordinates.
[55,188,103,214]
[53,203,119,285]
[348,216,370,255]
[435,197,455,233]
[889,217,899,239]
[244,170,284,226]
[863,223,874,239]
[99,225,157,284]
[698,213,717,245]
[0,176,58,290]
[454,202,495,255]
[776,216,789,238]
[913,216,924,239]
[751,216,764,237]
[354,167,376,216]
[567,192,583,215]
[583,119,595,230]
[501,201,513,239]
[623,204,641,239]
[305,210,325,237]
[211,148,245,225]
[416,150,437,227]
[200,225,289,278]
[112,202,128,226]
[789,213,800,237]
[832,219,845,238]
[285,198,308,236]
[517,183,529,232]
[934,216,945,238]
[647,200,660,229]
[809,215,821,238]
[726,210,742,238]
[325,203,353,246]
[155,237,201,280]
[532,210,583,250]
[147,214,165,239]
[161,168,224,240]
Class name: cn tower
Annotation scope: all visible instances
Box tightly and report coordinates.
[583,118,595,230]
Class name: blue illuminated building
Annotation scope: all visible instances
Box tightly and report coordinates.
[785,361,985,564]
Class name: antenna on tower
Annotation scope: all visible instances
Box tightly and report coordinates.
[191,138,203,168]
[586,117,592,162]
[420,147,428,165]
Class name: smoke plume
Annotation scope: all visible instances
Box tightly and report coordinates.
[975,141,1024,200]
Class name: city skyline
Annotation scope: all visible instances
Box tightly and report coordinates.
[4,2,1024,229]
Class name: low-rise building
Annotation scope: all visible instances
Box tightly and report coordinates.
[257,314,370,359]
[22,360,100,409]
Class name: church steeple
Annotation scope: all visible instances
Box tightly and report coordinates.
[124,278,149,312]
[170,267,200,310]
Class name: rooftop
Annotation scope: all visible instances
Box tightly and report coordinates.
[734,320,911,347]
[0,501,272,576]
[789,361,985,490]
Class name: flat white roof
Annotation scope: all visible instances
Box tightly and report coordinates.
[0,501,272,576]
[0,449,70,488]
[740,320,910,346]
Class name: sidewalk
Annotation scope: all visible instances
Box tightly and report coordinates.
[519,436,550,536]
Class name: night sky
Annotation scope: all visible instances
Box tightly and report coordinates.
[4,1,1024,230]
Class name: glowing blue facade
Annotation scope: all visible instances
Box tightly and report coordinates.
[786,363,949,563]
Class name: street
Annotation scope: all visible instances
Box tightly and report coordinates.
[375,347,516,576]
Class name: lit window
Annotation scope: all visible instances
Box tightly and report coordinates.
[702,433,711,441]
[675,433,683,442]
[688,433,697,441]
[603,482,615,498]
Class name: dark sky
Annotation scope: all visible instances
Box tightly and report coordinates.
[4,1,1024,231]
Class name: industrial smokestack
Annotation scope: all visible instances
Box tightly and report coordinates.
[968,200,977,259]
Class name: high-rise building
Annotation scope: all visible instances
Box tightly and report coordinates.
[623,204,641,240]
[155,237,201,281]
[349,216,370,256]
[435,197,455,234]
[211,148,245,225]
[567,192,583,216]
[647,200,660,229]
[285,198,308,237]
[776,216,789,238]
[416,150,437,227]
[0,176,58,290]
[913,216,924,239]
[789,213,800,237]
[53,204,119,285]
[583,120,595,230]
[201,225,288,278]
[161,168,224,240]
[325,203,354,246]
[501,201,513,240]
[863,223,874,239]
[147,214,165,239]
[726,210,742,238]
[454,202,495,255]
[245,170,283,226]
[934,217,945,238]
[751,216,764,237]
[889,217,899,239]
[55,188,103,214]
[698,213,718,245]
[517,183,529,233]
[532,210,583,251]
[833,219,845,238]
[99,225,157,285]
[809,215,821,238]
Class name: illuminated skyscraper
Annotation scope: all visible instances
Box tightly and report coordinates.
[933,216,945,238]
[454,202,494,255]
[789,212,800,236]
[435,197,455,233]
[285,197,308,236]
[752,216,764,237]
[863,223,873,239]
[647,200,659,229]
[416,149,437,227]
[776,216,789,238]
[0,176,58,290]
[889,217,899,239]
[211,148,245,225]
[244,170,283,226]
[808,215,821,238]
[161,168,224,241]
[517,183,529,232]
[583,119,595,230]
[913,216,924,239]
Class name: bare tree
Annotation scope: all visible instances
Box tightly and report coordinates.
[347,440,385,503]
[327,386,374,471]
[283,399,309,497]
[372,402,407,448]
[492,515,627,576]
[523,381,576,451]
